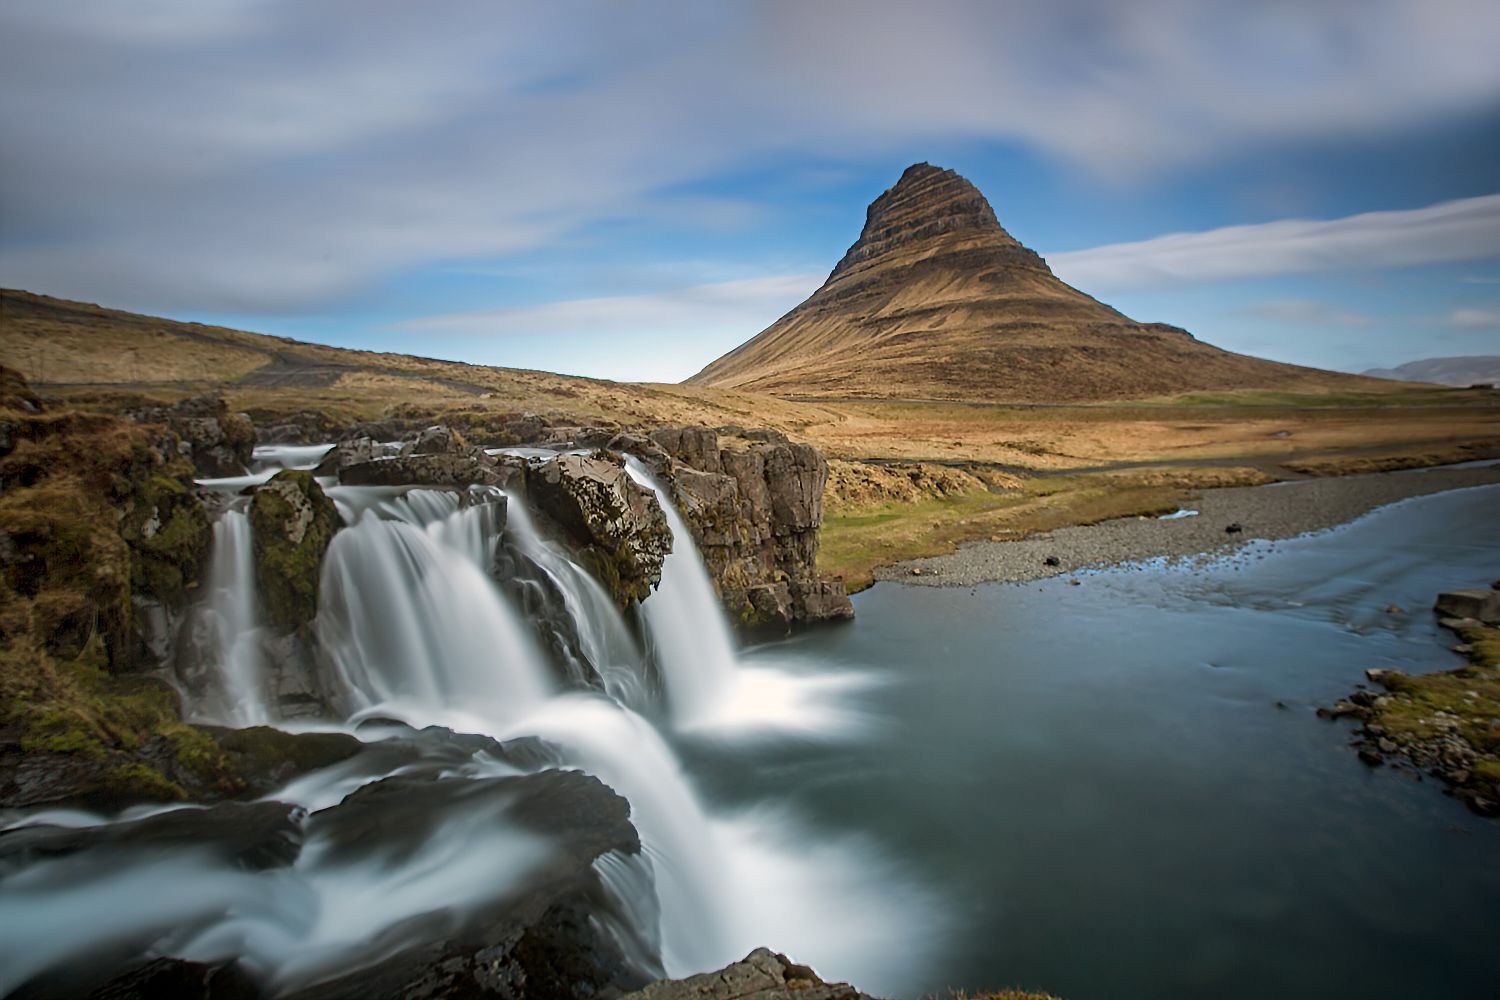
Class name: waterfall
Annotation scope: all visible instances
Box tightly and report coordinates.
[502,493,651,707]
[623,460,740,726]
[198,509,270,726]
[315,489,554,732]
[2,445,929,998]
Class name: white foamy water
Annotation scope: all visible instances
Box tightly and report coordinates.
[625,460,740,726]
[0,445,932,997]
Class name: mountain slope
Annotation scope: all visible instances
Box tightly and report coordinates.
[688,163,1387,401]
[1364,356,1500,387]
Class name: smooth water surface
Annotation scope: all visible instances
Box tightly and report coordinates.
[681,484,1500,999]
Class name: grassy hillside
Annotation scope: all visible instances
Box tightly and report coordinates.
[5,287,1498,590]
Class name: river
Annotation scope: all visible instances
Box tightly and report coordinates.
[1,460,1496,999]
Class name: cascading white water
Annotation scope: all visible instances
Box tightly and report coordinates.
[2,448,933,997]
[197,509,270,726]
[315,489,554,732]
[502,493,651,707]
[623,460,740,725]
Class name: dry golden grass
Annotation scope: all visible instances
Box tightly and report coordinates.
[9,287,1500,588]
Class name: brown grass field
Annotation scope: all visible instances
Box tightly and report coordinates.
[5,288,1499,591]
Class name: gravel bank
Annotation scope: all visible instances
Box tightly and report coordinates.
[878,462,1500,587]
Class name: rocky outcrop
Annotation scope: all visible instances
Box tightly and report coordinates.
[526,452,672,608]
[281,768,654,1000]
[128,395,256,478]
[249,470,338,629]
[623,948,874,1000]
[1321,593,1500,816]
[1434,588,1500,625]
[335,425,521,489]
[647,427,853,631]
[10,767,655,1000]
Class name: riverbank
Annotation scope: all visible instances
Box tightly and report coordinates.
[878,461,1500,587]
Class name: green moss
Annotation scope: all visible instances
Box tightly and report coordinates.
[107,762,186,803]
[123,473,211,608]
[249,469,338,629]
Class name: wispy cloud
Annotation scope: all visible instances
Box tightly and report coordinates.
[1448,306,1500,327]
[1049,194,1500,292]
[395,273,822,340]
[3,0,1499,313]
[1239,300,1375,327]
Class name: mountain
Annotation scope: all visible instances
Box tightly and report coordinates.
[1363,356,1500,387]
[687,163,1385,401]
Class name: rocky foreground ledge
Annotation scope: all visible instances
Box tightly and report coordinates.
[623,949,1060,1000]
[1321,584,1500,815]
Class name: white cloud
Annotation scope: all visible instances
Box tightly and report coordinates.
[1449,307,1500,327]
[2,0,1500,312]
[1048,194,1500,292]
[1240,300,1375,327]
[395,273,822,340]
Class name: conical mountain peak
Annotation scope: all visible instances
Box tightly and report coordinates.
[831,163,1023,279]
[688,163,1372,402]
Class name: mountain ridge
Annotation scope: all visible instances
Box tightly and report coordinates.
[1364,356,1500,387]
[688,164,1385,401]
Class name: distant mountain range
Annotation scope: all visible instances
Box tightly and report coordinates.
[1362,356,1500,387]
[687,163,1386,402]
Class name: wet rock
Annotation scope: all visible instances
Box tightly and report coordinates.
[0,799,305,875]
[282,769,656,1000]
[526,452,672,608]
[651,427,853,632]
[1043,555,1061,567]
[1224,522,1244,534]
[249,470,338,629]
[1316,700,1362,719]
[1434,589,1500,626]
[622,947,874,1000]
[84,958,259,1000]
[339,447,517,489]
[1358,748,1385,766]
[202,726,363,798]
[127,395,256,479]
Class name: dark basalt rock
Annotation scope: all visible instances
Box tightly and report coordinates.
[281,769,656,1000]
[647,427,853,633]
[1434,588,1500,625]
[525,452,671,609]
[0,799,306,877]
[337,425,520,489]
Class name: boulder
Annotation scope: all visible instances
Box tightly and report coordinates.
[622,948,874,1000]
[526,452,671,608]
[128,395,256,479]
[1434,589,1500,626]
[0,799,306,875]
[337,434,519,488]
[249,470,338,629]
[281,769,656,1000]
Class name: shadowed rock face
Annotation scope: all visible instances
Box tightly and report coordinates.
[647,427,853,632]
[688,162,1379,402]
[526,452,673,608]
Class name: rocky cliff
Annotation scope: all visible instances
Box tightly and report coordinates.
[688,162,1384,401]
[639,426,853,631]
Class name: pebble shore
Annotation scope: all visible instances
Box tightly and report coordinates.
[879,461,1500,587]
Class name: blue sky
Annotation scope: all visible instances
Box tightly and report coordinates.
[2,1,1498,382]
